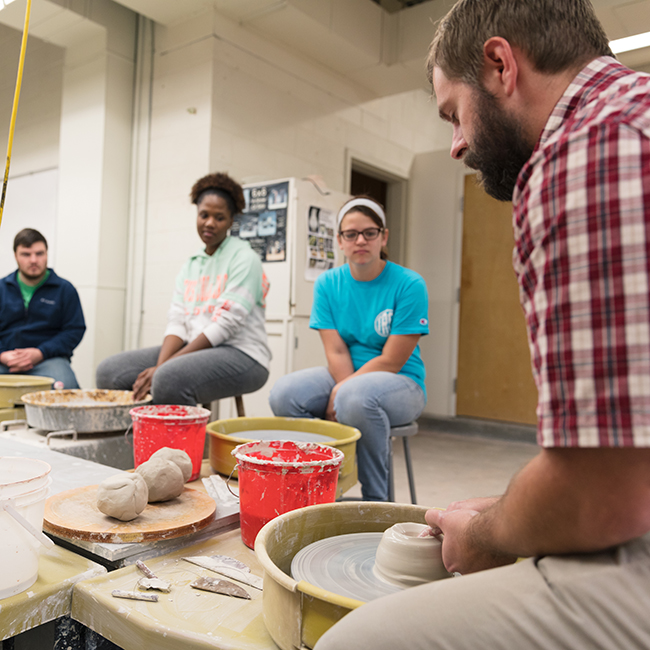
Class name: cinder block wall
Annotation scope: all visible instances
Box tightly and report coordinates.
[0,4,461,418]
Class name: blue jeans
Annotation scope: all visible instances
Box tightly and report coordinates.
[269,367,426,501]
[96,345,269,406]
[0,357,80,389]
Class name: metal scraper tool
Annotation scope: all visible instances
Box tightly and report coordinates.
[183,555,263,590]
[190,576,251,599]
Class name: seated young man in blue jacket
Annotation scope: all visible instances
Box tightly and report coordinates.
[0,228,86,388]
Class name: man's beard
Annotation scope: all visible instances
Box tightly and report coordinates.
[464,88,534,202]
[20,267,46,281]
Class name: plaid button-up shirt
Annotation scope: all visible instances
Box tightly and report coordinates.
[513,57,650,448]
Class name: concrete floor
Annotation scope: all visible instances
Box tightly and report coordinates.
[344,423,540,507]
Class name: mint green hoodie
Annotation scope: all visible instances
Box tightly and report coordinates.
[164,236,271,369]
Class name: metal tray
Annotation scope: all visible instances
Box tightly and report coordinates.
[22,389,152,433]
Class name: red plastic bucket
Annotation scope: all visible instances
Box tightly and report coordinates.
[232,440,344,548]
[130,405,211,482]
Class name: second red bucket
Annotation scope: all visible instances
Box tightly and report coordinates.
[130,405,211,481]
[232,440,344,548]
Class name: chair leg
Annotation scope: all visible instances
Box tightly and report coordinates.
[388,437,395,502]
[402,436,417,505]
[235,395,245,418]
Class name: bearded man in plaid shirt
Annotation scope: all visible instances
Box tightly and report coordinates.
[316,1,650,649]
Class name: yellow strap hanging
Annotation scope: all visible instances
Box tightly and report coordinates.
[0,0,33,229]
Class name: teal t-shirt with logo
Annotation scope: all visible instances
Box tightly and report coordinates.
[309,261,429,397]
[17,270,50,310]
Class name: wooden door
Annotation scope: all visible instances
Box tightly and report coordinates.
[456,175,538,425]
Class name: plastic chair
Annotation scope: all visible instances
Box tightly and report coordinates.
[388,422,418,504]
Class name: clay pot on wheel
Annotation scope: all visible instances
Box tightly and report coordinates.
[373,522,450,587]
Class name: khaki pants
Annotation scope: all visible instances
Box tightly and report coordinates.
[315,533,650,650]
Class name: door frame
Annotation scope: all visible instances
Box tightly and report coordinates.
[344,149,409,266]
[448,169,473,415]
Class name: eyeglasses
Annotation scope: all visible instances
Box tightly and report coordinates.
[338,227,383,242]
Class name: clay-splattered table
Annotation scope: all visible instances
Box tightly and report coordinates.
[71,528,279,650]
[1,437,239,570]
[0,544,105,642]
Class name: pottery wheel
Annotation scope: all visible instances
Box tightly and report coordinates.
[291,532,402,602]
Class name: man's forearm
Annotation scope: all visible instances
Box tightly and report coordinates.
[37,328,84,360]
[469,448,650,559]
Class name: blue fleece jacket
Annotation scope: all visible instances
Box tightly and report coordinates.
[0,269,86,360]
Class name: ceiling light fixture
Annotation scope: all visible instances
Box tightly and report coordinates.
[610,30,650,54]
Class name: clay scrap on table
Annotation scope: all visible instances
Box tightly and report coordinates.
[112,589,159,602]
[136,560,172,592]
[96,472,148,521]
[190,576,251,599]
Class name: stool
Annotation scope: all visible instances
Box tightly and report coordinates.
[203,396,245,421]
[388,422,418,504]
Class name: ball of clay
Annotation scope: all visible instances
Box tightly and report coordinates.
[96,472,148,521]
[135,457,185,502]
[150,447,193,482]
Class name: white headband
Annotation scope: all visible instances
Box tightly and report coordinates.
[337,198,386,229]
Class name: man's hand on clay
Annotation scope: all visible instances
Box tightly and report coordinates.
[426,504,517,575]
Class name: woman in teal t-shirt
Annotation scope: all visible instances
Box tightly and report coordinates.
[270,196,429,501]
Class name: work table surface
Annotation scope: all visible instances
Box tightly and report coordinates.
[0,544,105,642]
[0,436,240,569]
[1,435,276,649]
[0,435,120,494]
[71,528,279,650]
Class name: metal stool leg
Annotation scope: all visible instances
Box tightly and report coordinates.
[402,436,417,504]
[235,395,245,417]
[388,437,395,502]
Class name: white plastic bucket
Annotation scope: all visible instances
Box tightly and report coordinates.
[0,457,53,599]
[0,457,51,496]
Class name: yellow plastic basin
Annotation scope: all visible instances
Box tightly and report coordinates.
[207,416,361,498]
[255,501,430,650]
[0,375,54,408]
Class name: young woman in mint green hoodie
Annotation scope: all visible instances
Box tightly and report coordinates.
[97,172,271,405]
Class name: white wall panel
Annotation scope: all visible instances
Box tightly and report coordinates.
[0,170,59,279]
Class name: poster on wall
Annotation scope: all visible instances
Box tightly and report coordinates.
[231,181,288,262]
[305,205,336,282]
